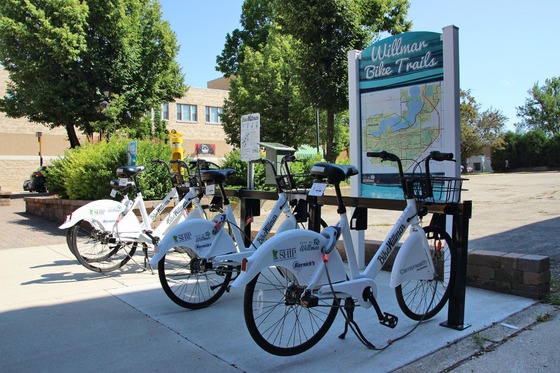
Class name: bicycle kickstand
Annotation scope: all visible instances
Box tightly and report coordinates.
[338,297,357,340]
[142,245,154,274]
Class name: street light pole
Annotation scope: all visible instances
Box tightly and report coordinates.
[36,131,43,167]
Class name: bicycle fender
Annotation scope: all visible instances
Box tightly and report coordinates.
[230,229,346,288]
[149,219,235,265]
[58,200,126,230]
[390,227,435,288]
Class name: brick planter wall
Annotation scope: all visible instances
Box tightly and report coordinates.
[24,196,174,226]
[466,250,550,299]
[24,196,550,300]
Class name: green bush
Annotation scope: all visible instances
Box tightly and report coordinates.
[47,139,171,200]
[219,149,267,189]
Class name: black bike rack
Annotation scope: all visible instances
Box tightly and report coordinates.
[226,188,473,330]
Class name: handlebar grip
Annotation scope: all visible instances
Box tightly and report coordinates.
[429,151,454,161]
[367,151,400,163]
[366,151,387,158]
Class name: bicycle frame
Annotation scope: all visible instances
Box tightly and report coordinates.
[231,193,435,309]
[149,190,298,267]
[58,186,180,232]
[113,185,205,244]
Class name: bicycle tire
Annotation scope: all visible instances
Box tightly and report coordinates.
[69,220,137,273]
[243,265,338,356]
[395,225,454,320]
[158,248,233,309]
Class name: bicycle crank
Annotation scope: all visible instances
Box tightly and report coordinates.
[363,287,398,328]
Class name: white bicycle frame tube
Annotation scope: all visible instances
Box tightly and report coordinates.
[150,191,298,266]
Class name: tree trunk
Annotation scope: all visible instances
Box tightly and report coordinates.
[325,109,337,163]
[65,123,81,148]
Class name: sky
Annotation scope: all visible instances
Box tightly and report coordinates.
[159,0,560,131]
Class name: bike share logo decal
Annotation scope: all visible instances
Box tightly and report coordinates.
[166,204,184,225]
[400,260,428,275]
[272,248,296,261]
[299,238,321,252]
[108,206,123,213]
[256,214,278,245]
[150,201,168,220]
[293,260,316,271]
[195,231,211,242]
[89,208,106,216]
[378,224,406,266]
[173,231,192,244]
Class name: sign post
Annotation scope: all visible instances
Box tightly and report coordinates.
[241,113,260,189]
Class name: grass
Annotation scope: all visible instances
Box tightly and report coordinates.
[545,277,560,306]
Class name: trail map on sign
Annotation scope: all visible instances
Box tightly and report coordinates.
[362,82,443,174]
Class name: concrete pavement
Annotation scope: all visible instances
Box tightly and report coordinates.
[1,171,560,372]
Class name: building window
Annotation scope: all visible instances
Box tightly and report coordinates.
[162,103,169,120]
[177,103,197,122]
[205,106,223,124]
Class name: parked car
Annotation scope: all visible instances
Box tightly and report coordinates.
[23,166,48,193]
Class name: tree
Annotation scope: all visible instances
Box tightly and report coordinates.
[0,0,185,148]
[460,89,507,166]
[272,0,411,162]
[216,0,273,77]
[221,29,316,148]
[516,76,560,136]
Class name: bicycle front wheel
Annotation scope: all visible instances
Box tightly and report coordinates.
[70,220,137,273]
[158,248,233,309]
[395,225,454,320]
[243,266,338,356]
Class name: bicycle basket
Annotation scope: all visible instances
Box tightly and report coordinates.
[412,176,465,204]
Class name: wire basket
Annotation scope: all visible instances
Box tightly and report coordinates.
[412,176,465,204]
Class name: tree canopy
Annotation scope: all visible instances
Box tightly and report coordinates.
[217,0,411,162]
[221,29,316,148]
[460,89,507,166]
[516,76,560,136]
[0,0,185,147]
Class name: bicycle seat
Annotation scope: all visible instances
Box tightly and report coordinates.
[200,168,236,183]
[310,162,358,183]
[116,165,146,178]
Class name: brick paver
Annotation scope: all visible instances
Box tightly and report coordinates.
[0,193,66,249]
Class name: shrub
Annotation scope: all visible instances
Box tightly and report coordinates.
[47,139,171,200]
[219,149,267,189]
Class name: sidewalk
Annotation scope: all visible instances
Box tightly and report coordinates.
[1,174,560,372]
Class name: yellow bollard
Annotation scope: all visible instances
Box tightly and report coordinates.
[167,129,184,174]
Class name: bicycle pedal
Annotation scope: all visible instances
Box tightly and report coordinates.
[380,312,398,328]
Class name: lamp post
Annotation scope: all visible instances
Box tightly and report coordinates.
[96,87,111,141]
[35,131,43,167]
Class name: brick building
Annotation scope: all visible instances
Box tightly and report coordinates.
[0,68,232,159]
[0,68,232,192]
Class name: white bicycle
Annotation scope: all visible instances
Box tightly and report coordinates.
[149,155,313,309]
[60,159,212,272]
[232,151,463,355]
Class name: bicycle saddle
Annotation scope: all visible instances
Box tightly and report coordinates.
[310,162,358,183]
[116,165,146,178]
[200,168,236,183]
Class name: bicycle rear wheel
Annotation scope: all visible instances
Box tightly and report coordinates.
[158,247,233,309]
[395,225,454,320]
[243,265,338,356]
[70,220,137,273]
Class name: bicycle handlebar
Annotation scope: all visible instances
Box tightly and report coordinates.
[249,155,298,192]
[367,150,456,200]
